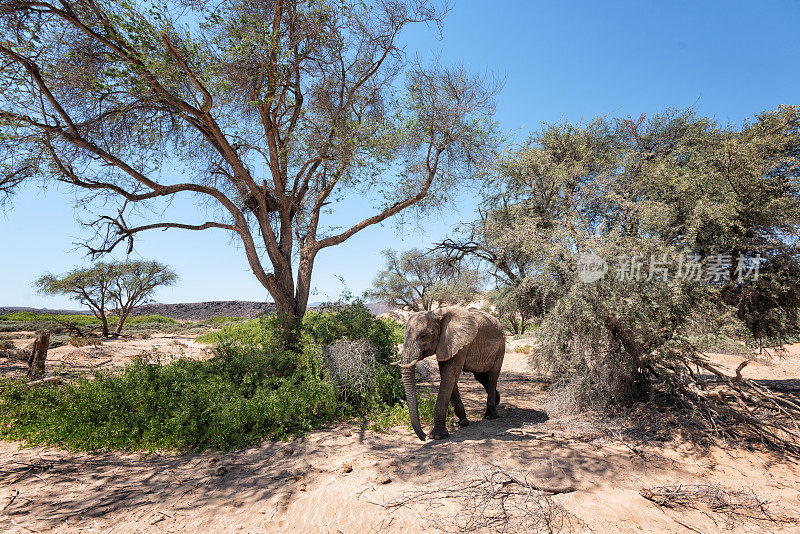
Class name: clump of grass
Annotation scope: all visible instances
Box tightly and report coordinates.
[69,336,99,347]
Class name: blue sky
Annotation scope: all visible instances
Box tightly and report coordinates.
[2,0,799,309]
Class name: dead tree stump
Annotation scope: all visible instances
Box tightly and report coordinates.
[26,331,50,380]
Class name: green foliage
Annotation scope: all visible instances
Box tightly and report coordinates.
[0,303,408,451]
[454,105,800,411]
[194,317,276,345]
[368,388,447,432]
[0,347,340,450]
[302,301,403,363]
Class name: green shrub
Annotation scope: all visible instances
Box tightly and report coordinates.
[0,346,339,450]
[302,301,403,363]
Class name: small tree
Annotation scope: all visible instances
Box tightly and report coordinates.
[367,248,483,311]
[36,260,177,336]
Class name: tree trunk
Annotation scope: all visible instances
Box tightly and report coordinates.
[99,313,110,337]
[113,310,131,336]
[26,331,50,380]
[270,250,316,350]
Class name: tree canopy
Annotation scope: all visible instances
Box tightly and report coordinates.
[367,248,482,311]
[0,0,497,323]
[442,106,800,431]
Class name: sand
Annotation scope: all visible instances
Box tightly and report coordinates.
[1,335,799,533]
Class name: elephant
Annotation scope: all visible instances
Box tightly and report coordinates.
[399,306,506,441]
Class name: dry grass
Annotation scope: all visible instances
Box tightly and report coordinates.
[68,336,101,347]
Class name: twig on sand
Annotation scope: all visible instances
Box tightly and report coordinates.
[640,484,795,526]
[381,463,575,532]
[672,517,706,534]
[2,490,19,511]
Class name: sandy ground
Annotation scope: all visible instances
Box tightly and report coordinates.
[0,333,212,378]
[1,336,800,533]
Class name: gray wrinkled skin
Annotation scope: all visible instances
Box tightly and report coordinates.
[401,306,505,441]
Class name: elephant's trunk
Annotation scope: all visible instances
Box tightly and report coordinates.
[401,350,426,441]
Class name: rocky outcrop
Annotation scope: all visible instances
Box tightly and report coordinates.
[131,301,276,321]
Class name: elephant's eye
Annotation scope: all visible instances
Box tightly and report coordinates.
[420,332,432,341]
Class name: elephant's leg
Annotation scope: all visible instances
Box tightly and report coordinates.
[484,364,502,420]
[430,360,459,440]
[474,371,500,408]
[450,384,469,427]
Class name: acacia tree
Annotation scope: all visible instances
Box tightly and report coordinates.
[366,248,482,311]
[106,260,179,335]
[443,107,800,447]
[0,0,496,330]
[36,260,177,336]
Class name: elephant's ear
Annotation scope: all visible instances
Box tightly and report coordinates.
[433,307,479,362]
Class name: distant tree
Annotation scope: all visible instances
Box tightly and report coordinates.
[36,261,177,336]
[438,207,556,334]
[0,0,498,340]
[367,248,483,311]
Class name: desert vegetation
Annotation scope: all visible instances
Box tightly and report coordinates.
[0,0,799,532]
[0,302,446,450]
[367,248,483,311]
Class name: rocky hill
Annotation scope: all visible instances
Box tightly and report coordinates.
[131,301,276,321]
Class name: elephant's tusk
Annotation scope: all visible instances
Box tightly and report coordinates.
[391,359,418,369]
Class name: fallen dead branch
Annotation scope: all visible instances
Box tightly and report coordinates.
[381,464,575,533]
[644,344,800,454]
[640,484,796,526]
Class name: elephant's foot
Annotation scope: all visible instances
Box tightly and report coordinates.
[428,426,449,440]
[484,407,500,420]
[452,416,470,427]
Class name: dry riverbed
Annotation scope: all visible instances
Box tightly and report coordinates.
[1,336,799,533]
